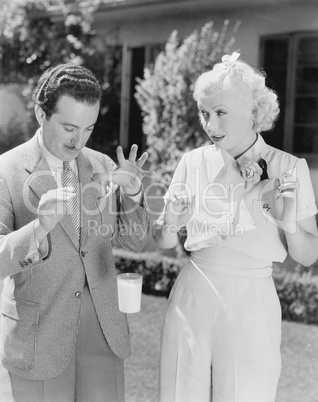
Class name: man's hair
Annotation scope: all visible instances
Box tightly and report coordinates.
[33,63,102,119]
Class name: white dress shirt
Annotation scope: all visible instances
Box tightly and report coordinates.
[164,134,317,263]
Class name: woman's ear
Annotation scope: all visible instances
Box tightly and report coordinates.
[34,104,46,126]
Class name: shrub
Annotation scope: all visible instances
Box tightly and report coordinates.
[274,271,318,325]
[135,20,240,187]
[114,248,184,297]
[114,248,318,326]
[0,0,121,160]
[0,118,30,154]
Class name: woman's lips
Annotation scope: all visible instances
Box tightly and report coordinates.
[211,135,225,143]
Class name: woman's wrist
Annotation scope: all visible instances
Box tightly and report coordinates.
[279,219,297,235]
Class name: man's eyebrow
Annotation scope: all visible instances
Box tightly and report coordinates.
[61,122,79,128]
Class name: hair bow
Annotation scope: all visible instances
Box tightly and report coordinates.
[221,51,240,73]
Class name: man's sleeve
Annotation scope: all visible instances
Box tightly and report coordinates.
[0,177,45,280]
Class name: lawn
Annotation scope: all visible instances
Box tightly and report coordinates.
[0,285,318,402]
[125,294,318,402]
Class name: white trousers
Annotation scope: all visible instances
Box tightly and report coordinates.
[159,259,281,402]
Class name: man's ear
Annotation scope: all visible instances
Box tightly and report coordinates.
[34,104,46,126]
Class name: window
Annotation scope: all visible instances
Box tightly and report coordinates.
[261,32,318,159]
[120,43,163,156]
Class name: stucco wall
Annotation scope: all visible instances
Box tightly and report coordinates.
[94,2,318,55]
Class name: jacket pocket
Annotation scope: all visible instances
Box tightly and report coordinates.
[0,294,39,370]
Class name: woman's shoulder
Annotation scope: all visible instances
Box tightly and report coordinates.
[264,143,300,170]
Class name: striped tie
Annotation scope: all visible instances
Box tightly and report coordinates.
[62,161,80,240]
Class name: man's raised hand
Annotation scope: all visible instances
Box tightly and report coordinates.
[94,144,153,195]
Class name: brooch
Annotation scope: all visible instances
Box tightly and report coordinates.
[239,157,269,183]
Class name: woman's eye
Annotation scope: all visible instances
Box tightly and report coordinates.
[216,110,226,117]
[200,110,209,119]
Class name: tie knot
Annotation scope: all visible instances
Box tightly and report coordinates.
[63,161,71,171]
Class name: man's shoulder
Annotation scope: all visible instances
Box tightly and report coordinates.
[0,138,34,169]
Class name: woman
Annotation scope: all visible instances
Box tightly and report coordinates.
[153,52,318,402]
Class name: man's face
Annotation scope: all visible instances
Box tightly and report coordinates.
[39,95,100,161]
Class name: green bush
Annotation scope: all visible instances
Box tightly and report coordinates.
[274,271,318,325]
[0,118,30,154]
[114,248,182,297]
[114,248,318,325]
[0,0,121,160]
[135,20,240,187]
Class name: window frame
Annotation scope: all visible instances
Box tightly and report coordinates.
[120,42,163,153]
[260,31,318,166]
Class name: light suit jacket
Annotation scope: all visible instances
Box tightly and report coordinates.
[0,133,149,380]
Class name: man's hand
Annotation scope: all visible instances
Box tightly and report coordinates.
[35,187,76,240]
[94,144,153,195]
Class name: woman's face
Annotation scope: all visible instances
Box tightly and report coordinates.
[197,89,257,159]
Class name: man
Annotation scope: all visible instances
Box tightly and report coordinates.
[0,63,150,401]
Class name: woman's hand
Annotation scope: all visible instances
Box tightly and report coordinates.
[263,172,299,233]
[153,190,195,249]
[165,191,195,228]
[94,144,153,195]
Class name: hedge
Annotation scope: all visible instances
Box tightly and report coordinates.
[113,248,318,326]
[114,249,181,297]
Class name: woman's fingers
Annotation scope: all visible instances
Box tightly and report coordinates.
[277,191,296,199]
[170,192,194,207]
[277,175,299,198]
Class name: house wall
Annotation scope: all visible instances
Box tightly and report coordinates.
[94,1,318,200]
[94,2,318,55]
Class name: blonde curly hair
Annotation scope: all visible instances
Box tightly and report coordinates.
[193,53,280,132]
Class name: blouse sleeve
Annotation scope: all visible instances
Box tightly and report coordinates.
[292,158,317,221]
[163,154,188,204]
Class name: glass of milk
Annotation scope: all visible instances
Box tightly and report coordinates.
[117,273,143,313]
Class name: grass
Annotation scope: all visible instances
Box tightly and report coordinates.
[125,294,318,402]
[1,284,318,402]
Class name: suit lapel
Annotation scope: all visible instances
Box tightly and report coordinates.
[24,135,57,199]
[24,133,80,250]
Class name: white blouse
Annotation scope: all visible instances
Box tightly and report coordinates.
[164,134,317,263]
